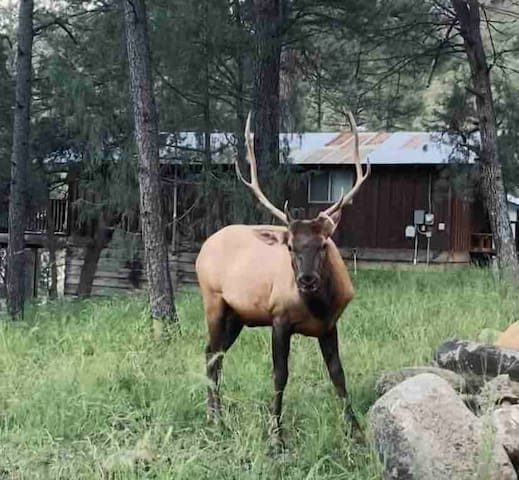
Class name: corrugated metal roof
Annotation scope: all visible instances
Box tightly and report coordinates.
[507,194,519,207]
[159,130,476,165]
[284,131,475,165]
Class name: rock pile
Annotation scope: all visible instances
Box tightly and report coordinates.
[369,339,519,480]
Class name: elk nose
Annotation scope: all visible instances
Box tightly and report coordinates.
[298,274,319,290]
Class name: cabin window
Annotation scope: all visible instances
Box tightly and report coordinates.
[308,169,353,203]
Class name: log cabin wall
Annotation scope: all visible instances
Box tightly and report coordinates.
[64,244,198,296]
[450,198,472,253]
[65,162,475,256]
[288,165,473,255]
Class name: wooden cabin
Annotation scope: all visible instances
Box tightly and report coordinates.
[278,130,519,264]
[163,129,519,266]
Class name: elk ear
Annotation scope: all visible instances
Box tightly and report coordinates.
[317,212,339,237]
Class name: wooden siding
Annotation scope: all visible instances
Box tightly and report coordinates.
[450,198,472,252]
[64,246,198,296]
[289,165,460,253]
[63,164,478,256]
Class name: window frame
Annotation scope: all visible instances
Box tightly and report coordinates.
[307,170,332,204]
[307,168,352,204]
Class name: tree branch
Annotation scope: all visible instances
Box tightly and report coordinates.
[34,18,78,44]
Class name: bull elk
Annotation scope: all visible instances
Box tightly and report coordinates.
[196,111,370,448]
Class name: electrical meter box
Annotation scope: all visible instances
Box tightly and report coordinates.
[414,210,425,225]
[424,212,435,225]
[405,225,416,238]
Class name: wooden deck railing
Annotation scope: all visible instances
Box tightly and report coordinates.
[0,199,69,235]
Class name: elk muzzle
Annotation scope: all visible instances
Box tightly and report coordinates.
[296,273,320,293]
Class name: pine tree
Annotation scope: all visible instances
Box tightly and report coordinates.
[450,0,519,281]
[122,0,177,338]
[7,0,33,319]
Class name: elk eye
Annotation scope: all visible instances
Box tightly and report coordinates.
[287,245,293,252]
[321,243,327,250]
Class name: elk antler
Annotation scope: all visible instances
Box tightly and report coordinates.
[322,111,371,218]
[235,112,288,224]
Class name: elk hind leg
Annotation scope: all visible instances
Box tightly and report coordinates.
[205,297,243,422]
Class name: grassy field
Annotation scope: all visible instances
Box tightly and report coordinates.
[1,268,518,479]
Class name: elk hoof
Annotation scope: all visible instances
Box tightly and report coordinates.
[349,423,365,444]
[345,417,365,444]
[206,401,223,427]
[268,435,286,456]
[344,407,365,444]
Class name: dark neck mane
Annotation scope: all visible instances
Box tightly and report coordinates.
[301,253,336,322]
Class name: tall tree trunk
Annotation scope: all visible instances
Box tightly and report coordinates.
[77,218,112,298]
[232,0,254,225]
[233,0,246,166]
[201,0,212,239]
[202,0,212,168]
[122,0,177,338]
[252,0,284,211]
[77,244,101,298]
[45,196,58,299]
[316,69,322,131]
[451,0,519,281]
[7,0,33,319]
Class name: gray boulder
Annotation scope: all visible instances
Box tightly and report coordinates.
[369,373,516,480]
[480,375,519,407]
[465,375,519,415]
[493,405,519,469]
[375,366,467,397]
[434,339,519,382]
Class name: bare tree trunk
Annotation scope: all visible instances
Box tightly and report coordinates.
[252,0,283,187]
[316,69,322,131]
[201,0,212,239]
[122,0,177,338]
[7,0,33,319]
[77,245,101,298]
[202,0,212,167]
[451,0,519,281]
[77,219,112,298]
[233,0,246,166]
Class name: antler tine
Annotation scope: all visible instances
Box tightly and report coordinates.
[322,111,371,218]
[234,112,288,225]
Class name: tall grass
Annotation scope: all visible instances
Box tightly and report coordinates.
[0,268,516,479]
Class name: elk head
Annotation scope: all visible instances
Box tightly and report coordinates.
[235,111,370,294]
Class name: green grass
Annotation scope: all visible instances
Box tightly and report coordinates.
[0,268,517,479]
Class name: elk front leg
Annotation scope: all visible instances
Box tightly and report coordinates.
[318,326,363,441]
[270,318,292,450]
